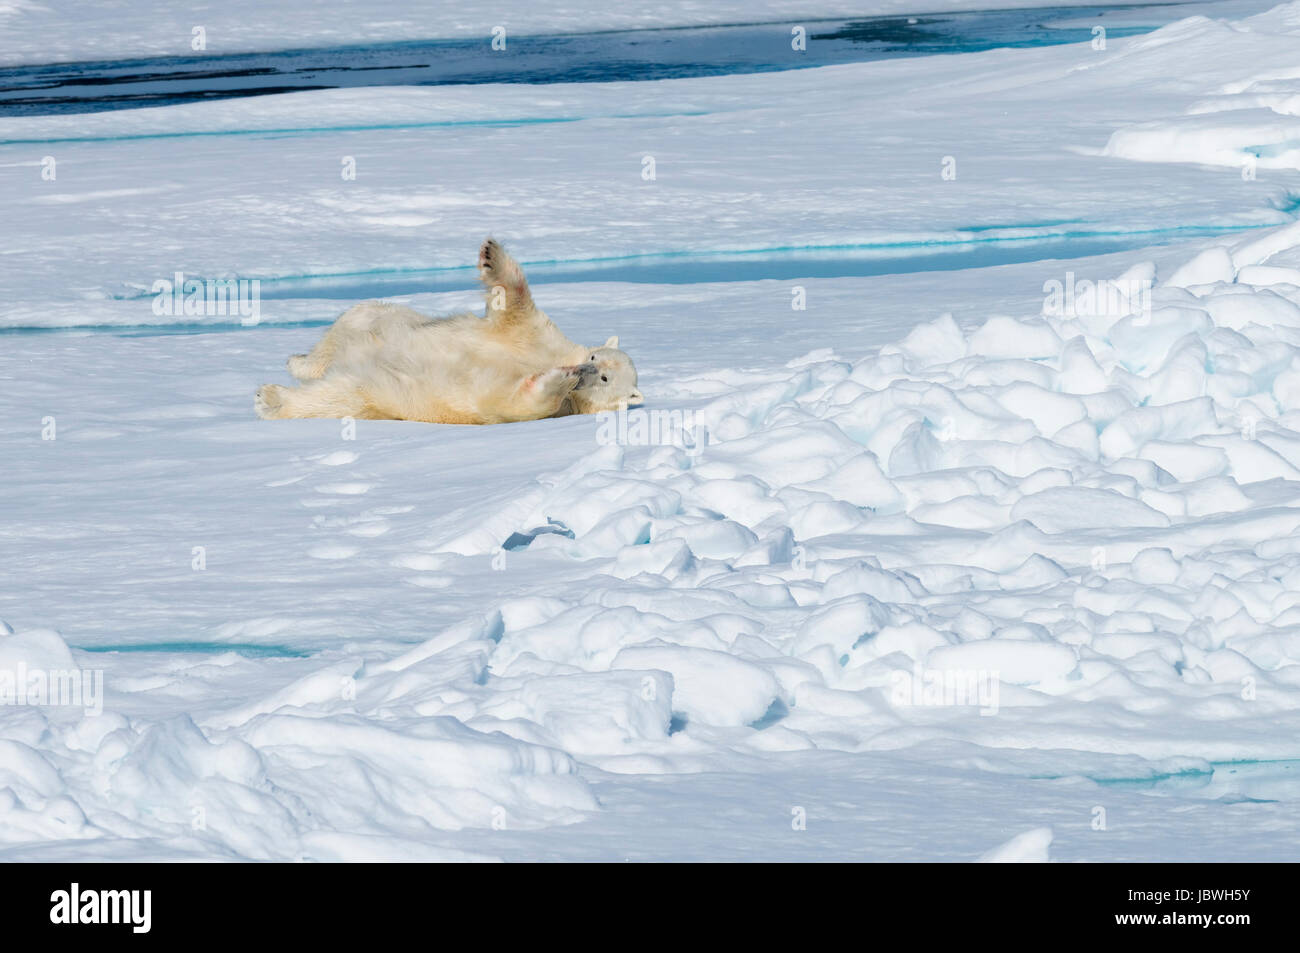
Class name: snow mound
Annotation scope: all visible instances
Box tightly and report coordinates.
[1103,5,1300,173]
[406,219,1300,775]
[977,827,1054,863]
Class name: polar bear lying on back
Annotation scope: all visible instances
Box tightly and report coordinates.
[255,239,642,424]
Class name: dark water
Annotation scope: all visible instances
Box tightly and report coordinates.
[0,6,1171,116]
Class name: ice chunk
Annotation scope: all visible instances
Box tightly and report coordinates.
[976,827,1054,863]
[1164,246,1235,288]
[794,452,904,513]
[1010,486,1170,533]
[968,316,1062,360]
[611,645,779,727]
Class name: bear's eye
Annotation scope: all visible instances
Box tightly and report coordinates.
[601,375,608,382]
[589,355,595,360]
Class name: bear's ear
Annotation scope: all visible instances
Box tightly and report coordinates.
[604,335,619,348]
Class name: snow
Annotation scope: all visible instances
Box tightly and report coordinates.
[4,2,1300,861]
[977,826,1054,862]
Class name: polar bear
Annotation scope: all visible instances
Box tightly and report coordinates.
[255,238,642,424]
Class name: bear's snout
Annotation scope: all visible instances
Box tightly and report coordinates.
[571,362,599,389]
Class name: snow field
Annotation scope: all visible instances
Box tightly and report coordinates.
[9,219,1300,858]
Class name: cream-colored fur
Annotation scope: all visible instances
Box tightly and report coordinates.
[255,238,642,424]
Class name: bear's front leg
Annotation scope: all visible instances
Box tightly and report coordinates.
[505,364,594,421]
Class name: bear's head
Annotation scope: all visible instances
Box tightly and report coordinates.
[570,336,642,414]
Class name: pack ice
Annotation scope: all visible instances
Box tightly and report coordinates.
[8,218,1300,858]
